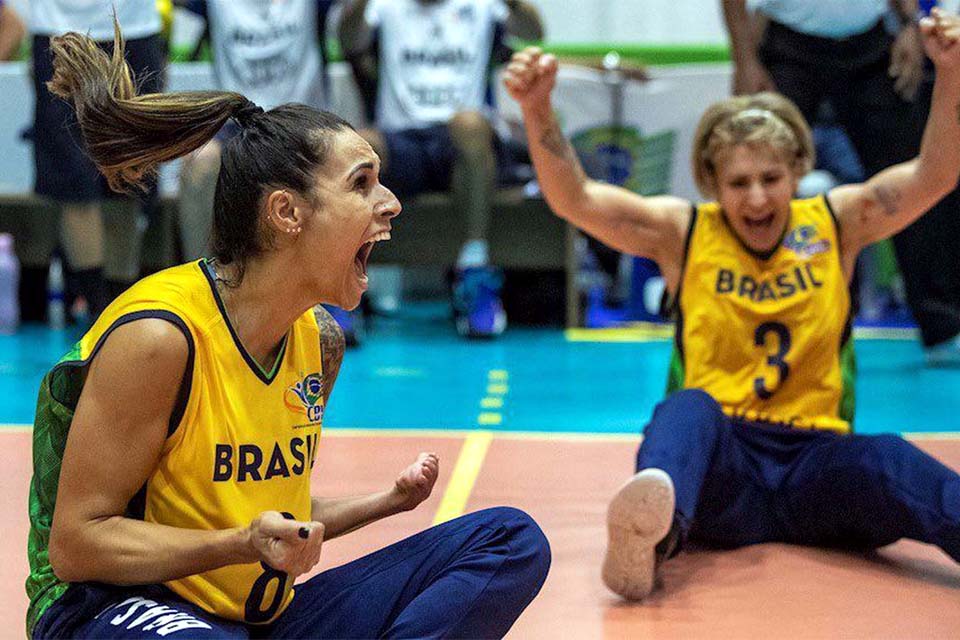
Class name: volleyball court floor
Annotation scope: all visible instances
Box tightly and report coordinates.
[2,304,959,638]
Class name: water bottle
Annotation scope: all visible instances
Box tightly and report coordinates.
[47,256,66,331]
[0,233,20,334]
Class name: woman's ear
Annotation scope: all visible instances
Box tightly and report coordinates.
[264,189,304,235]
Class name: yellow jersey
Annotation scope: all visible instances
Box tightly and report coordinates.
[29,260,324,626]
[668,195,855,433]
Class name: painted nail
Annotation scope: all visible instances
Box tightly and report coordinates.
[298,527,310,539]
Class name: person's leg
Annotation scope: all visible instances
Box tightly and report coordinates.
[634,388,732,531]
[32,583,249,639]
[271,507,550,639]
[102,198,146,298]
[783,433,960,561]
[603,389,733,599]
[178,139,222,261]
[447,110,496,267]
[32,33,110,318]
[442,113,506,338]
[60,201,110,317]
[16,206,58,323]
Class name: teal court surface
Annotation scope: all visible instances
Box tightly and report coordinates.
[2,305,960,637]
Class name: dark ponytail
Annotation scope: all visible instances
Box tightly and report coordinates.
[48,19,355,281]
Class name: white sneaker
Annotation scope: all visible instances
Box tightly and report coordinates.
[602,468,676,601]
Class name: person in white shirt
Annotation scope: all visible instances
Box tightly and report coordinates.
[339,0,542,338]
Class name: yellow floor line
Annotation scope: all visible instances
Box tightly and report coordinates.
[432,430,493,525]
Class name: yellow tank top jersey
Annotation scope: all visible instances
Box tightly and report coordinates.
[668,195,855,433]
[76,260,324,623]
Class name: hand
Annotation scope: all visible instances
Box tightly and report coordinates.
[890,24,925,100]
[732,56,776,95]
[247,511,324,577]
[503,47,559,111]
[921,8,960,70]
[393,452,439,512]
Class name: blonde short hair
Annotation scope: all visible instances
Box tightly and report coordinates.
[692,92,814,198]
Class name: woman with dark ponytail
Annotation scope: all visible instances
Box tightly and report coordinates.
[25,22,549,639]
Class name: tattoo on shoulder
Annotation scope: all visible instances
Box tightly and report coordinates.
[313,306,345,381]
[872,184,901,217]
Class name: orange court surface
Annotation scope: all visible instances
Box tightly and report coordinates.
[2,429,959,638]
[3,320,960,638]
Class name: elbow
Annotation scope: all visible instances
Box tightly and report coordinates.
[48,526,84,583]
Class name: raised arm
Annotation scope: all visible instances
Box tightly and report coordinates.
[49,319,323,585]
[503,47,690,271]
[830,9,960,257]
[309,306,439,538]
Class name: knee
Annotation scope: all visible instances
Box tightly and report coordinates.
[448,111,494,153]
[649,389,724,430]
[479,507,551,583]
[861,434,926,476]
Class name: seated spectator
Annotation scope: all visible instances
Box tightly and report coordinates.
[25,0,165,323]
[339,0,543,338]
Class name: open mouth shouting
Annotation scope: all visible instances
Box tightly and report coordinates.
[744,213,775,230]
[354,230,392,290]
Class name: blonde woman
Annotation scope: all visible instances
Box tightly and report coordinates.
[505,8,960,601]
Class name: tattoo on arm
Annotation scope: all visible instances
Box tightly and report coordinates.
[872,184,902,217]
[539,118,576,162]
[538,115,589,185]
[313,306,345,406]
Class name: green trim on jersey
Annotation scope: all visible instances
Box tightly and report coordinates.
[666,344,685,395]
[25,344,85,636]
[839,335,857,426]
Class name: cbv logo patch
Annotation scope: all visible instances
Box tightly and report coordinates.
[284,372,324,423]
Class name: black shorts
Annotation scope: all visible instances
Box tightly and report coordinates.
[379,123,520,198]
[32,33,165,204]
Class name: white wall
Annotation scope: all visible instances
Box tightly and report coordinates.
[534,0,730,45]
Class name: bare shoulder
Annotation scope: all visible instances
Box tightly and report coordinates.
[649,195,694,256]
[95,318,190,378]
[825,184,872,247]
[79,317,191,436]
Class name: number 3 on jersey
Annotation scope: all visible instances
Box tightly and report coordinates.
[754,322,791,399]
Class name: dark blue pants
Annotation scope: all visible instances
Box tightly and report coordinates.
[33,507,551,639]
[636,389,960,560]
